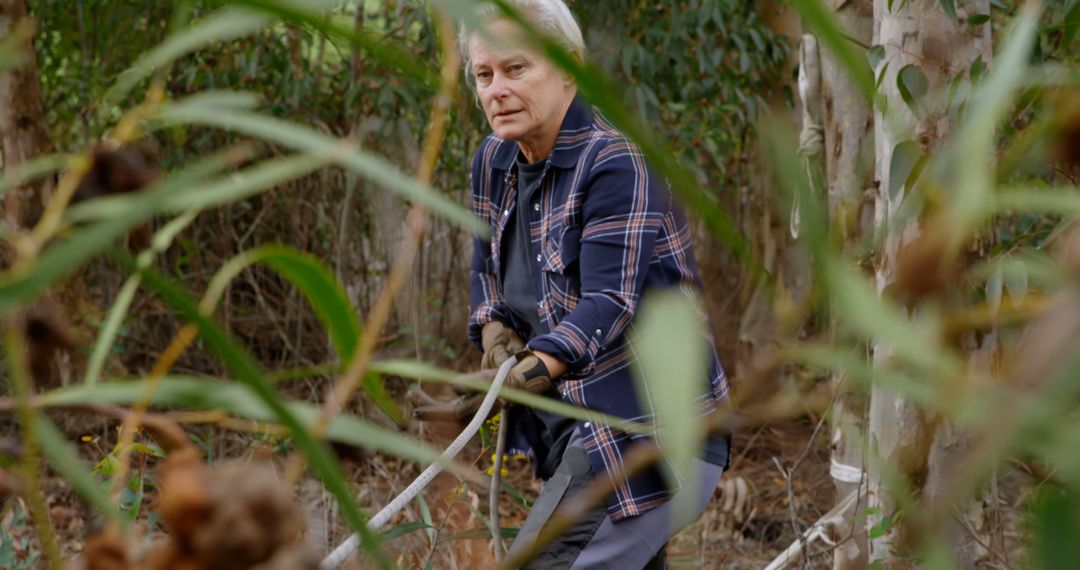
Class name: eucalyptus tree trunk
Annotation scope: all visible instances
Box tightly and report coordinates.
[816,1,876,568]
[0,0,55,231]
[868,0,990,565]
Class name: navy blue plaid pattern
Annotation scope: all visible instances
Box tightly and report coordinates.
[467,98,729,521]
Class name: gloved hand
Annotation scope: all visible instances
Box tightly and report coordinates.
[480,321,525,371]
[411,352,553,423]
[504,350,552,394]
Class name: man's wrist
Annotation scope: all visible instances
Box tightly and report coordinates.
[531,350,567,379]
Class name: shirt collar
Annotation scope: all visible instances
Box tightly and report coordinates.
[492,95,593,172]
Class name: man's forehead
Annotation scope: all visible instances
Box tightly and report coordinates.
[468,21,533,66]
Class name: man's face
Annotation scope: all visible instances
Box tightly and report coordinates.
[468,20,571,148]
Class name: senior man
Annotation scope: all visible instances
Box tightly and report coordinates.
[440,1,732,567]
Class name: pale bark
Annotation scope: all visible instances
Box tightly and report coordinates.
[868,0,991,565]
[0,0,55,230]
[814,1,877,568]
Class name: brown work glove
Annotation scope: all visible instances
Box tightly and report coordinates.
[480,321,525,371]
[411,352,553,423]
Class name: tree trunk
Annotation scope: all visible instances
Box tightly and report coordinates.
[0,0,55,231]
[868,0,990,565]
[815,1,876,568]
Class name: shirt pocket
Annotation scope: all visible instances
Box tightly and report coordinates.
[541,225,581,275]
[541,225,582,320]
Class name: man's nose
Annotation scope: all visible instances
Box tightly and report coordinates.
[488,73,511,100]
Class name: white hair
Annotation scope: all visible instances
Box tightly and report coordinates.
[457,0,586,76]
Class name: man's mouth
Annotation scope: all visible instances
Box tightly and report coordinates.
[494,109,521,119]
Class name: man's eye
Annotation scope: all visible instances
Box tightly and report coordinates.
[508,64,525,73]
[476,71,492,81]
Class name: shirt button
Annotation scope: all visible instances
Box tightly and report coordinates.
[536,254,542,262]
[583,422,591,428]
[595,328,602,336]
[538,300,545,307]
[533,202,540,211]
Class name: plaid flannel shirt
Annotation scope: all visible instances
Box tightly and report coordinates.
[467,97,730,521]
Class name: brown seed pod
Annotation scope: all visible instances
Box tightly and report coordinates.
[156,448,212,548]
[190,460,306,570]
[893,226,953,305]
[80,526,132,570]
[23,298,80,386]
[72,141,161,203]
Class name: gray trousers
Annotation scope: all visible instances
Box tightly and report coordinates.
[505,428,724,569]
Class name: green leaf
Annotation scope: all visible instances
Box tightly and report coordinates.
[113,260,391,568]
[1065,0,1080,47]
[439,526,520,543]
[1004,258,1029,309]
[68,151,332,222]
[986,261,1004,316]
[888,141,927,200]
[84,210,201,386]
[107,9,271,103]
[380,522,433,543]
[938,0,959,23]
[205,245,402,423]
[369,359,651,436]
[967,14,991,26]
[867,45,886,71]
[0,154,73,198]
[629,290,707,505]
[875,61,891,91]
[949,4,1042,234]
[154,98,485,235]
[1033,487,1080,569]
[821,256,961,378]
[34,416,124,526]
[995,187,1080,215]
[42,377,443,468]
[970,55,987,83]
[0,146,254,315]
[897,64,929,114]
[231,0,437,86]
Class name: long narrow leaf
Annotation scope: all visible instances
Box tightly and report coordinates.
[629,290,707,508]
[84,210,200,386]
[369,359,651,436]
[0,153,72,197]
[107,9,271,103]
[0,147,254,314]
[203,245,402,422]
[115,257,391,567]
[232,0,437,85]
[154,100,485,234]
[40,378,443,468]
[949,3,1042,235]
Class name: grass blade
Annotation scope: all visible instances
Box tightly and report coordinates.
[0,154,72,198]
[106,8,271,103]
[0,146,256,314]
[120,259,390,567]
[629,290,708,507]
[203,244,402,422]
[232,0,437,85]
[154,99,485,234]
